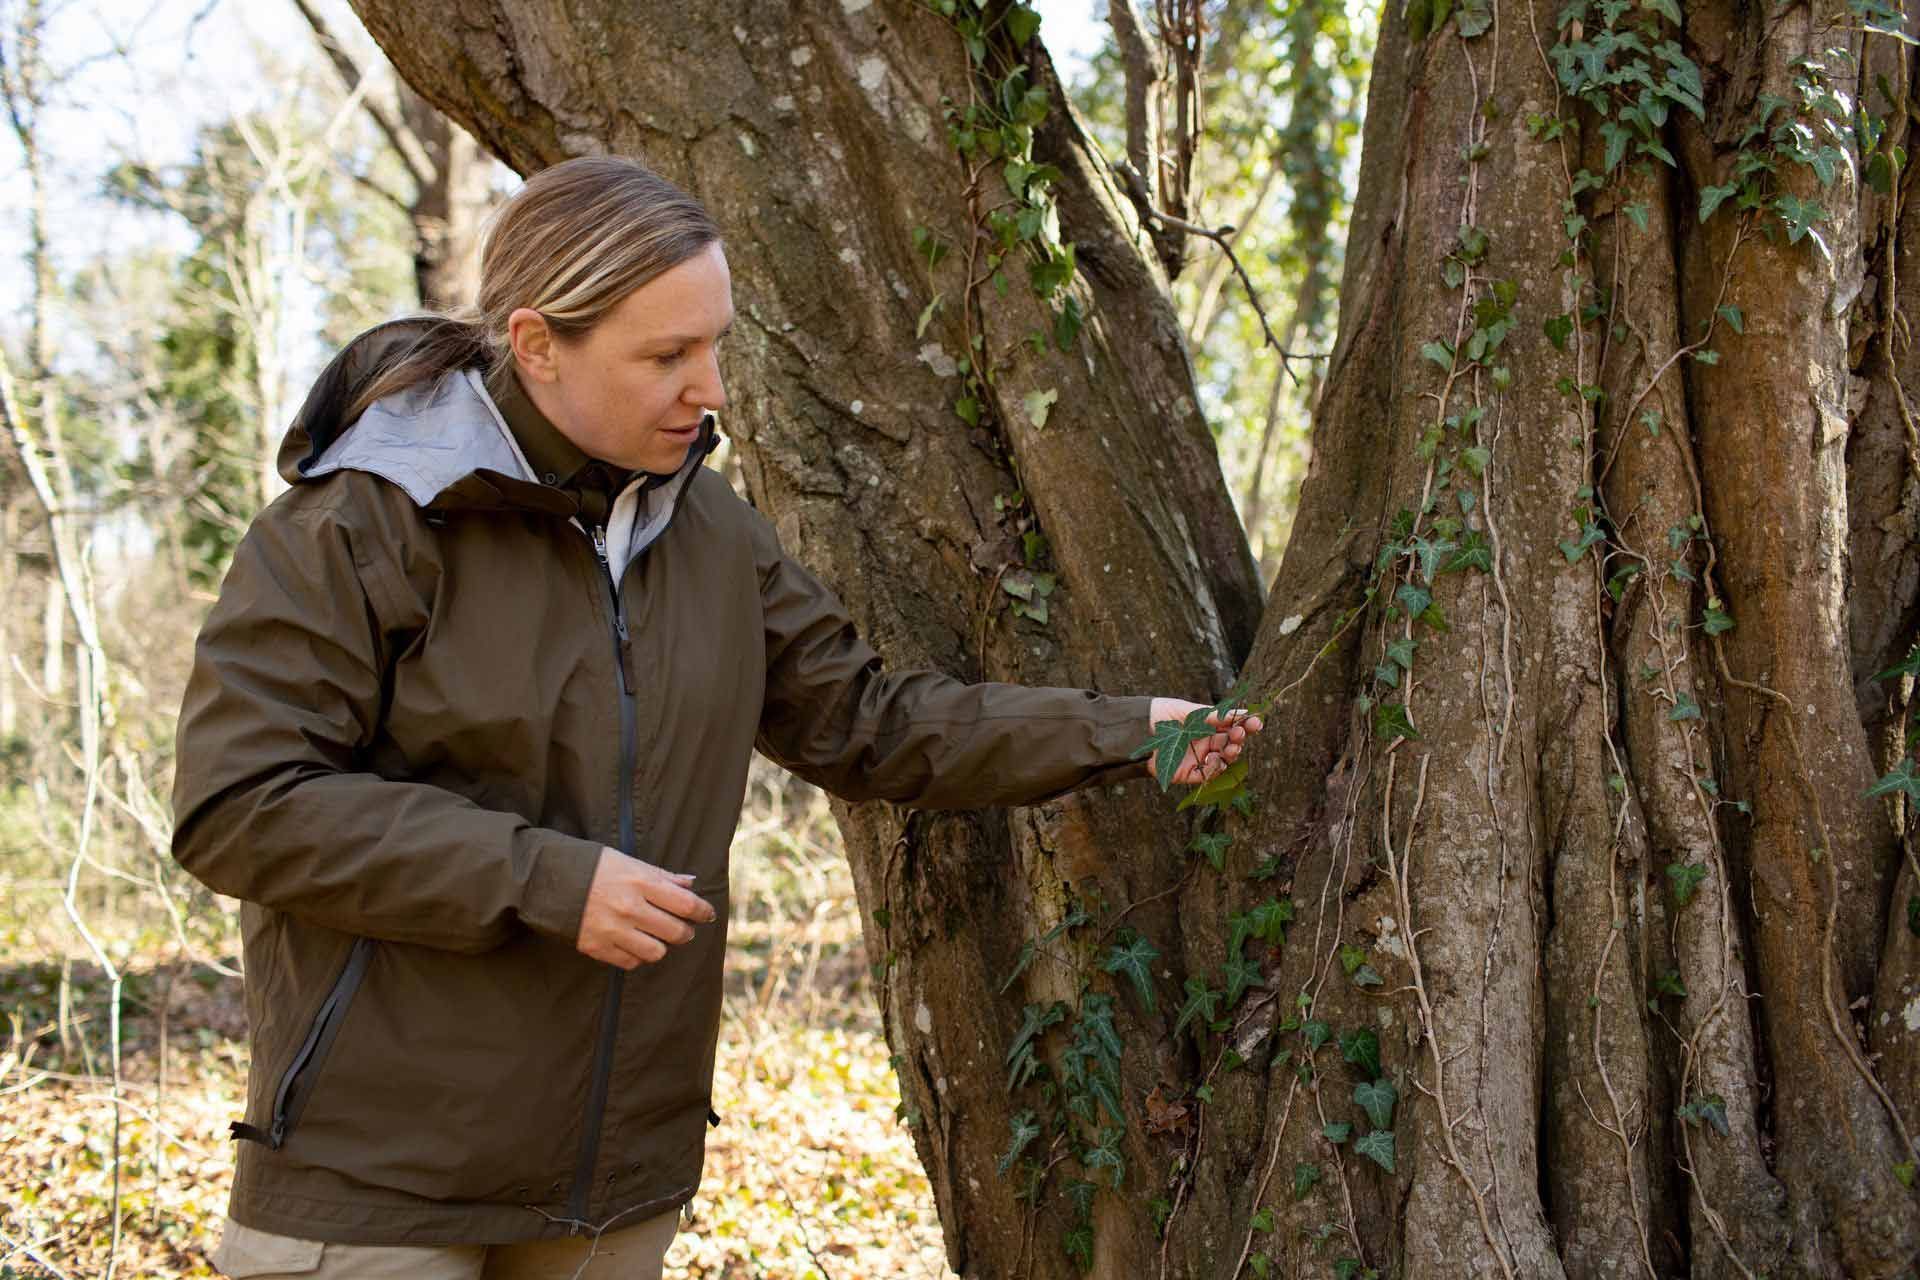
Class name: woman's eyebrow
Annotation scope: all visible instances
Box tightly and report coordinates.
[649,316,736,347]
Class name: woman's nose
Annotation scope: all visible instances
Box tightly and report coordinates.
[690,348,727,412]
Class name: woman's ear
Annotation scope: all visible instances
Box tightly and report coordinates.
[506,307,559,383]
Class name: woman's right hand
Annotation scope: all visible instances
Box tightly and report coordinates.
[576,848,717,968]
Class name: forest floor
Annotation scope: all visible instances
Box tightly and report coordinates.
[0,789,956,1280]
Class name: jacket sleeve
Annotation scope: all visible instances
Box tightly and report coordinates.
[749,514,1154,808]
[170,493,606,953]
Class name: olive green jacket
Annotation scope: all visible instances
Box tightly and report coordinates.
[171,329,1153,1244]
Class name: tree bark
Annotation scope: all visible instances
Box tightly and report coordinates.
[349,0,1920,1274]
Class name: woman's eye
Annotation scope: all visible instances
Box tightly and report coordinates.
[654,349,685,366]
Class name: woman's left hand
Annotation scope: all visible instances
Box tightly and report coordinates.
[1148,698,1265,786]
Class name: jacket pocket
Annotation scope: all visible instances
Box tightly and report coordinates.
[233,937,375,1150]
[210,1219,324,1277]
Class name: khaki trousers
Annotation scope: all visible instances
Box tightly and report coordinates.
[210,1211,679,1279]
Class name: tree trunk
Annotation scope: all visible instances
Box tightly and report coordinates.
[350,0,1920,1275]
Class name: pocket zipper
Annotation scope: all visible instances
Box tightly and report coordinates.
[230,937,375,1150]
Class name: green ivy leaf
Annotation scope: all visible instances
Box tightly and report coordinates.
[1677,1093,1731,1137]
[1176,758,1249,813]
[1669,692,1703,722]
[1773,193,1828,244]
[1444,530,1494,574]
[1702,602,1734,635]
[1133,704,1220,792]
[1375,702,1419,742]
[1667,861,1708,907]
[1302,1019,1332,1051]
[1559,520,1606,563]
[1654,969,1688,997]
[1250,1253,1272,1278]
[1004,4,1042,45]
[1461,445,1492,476]
[1292,1161,1322,1200]
[1355,1078,1399,1130]
[1323,1121,1352,1143]
[1174,977,1223,1036]
[1340,1027,1382,1078]
[1223,951,1266,1008]
[1698,183,1738,222]
[1250,1206,1274,1233]
[1421,340,1456,370]
[1100,933,1160,1013]
[1716,304,1745,335]
[1355,1129,1397,1172]
[1190,831,1234,870]
[1352,964,1384,987]
[996,1109,1041,1173]
[1873,648,1920,683]
[1386,637,1418,670]
[1867,759,1920,803]
[1457,0,1493,35]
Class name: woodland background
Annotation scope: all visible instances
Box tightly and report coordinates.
[0,1,1365,1275]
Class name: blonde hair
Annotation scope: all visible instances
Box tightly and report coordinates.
[341,156,722,422]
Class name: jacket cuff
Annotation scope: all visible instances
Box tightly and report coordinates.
[518,831,606,943]
[1094,694,1158,771]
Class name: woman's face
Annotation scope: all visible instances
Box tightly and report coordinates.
[510,240,734,475]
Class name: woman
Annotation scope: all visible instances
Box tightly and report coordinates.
[172,155,1260,1279]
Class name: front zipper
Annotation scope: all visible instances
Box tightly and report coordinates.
[564,431,721,1225]
[230,936,375,1150]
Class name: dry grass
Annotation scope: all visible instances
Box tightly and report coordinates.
[0,761,955,1280]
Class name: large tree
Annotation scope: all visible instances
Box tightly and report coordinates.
[347,0,1920,1275]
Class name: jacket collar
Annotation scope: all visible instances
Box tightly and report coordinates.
[298,361,718,518]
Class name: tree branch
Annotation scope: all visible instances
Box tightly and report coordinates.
[289,0,433,190]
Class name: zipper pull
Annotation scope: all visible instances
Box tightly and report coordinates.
[614,613,634,695]
[590,523,610,575]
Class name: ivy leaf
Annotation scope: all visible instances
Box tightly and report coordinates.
[1873,648,1920,683]
[1376,661,1401,688]
[1302,1019,1332,1051]
[1702,602,1734,635]
[1352,964,1385,987]
[1355,1078,1398,1130]
[1323,1121,1353,1143]
[1245,898,1294,948]
[1063,1223,1094,1269]
[1461,445,1492,476]
[1250,1254,1272,1279]
[1410,534,1459,583]
[1667,861,1708,907]
[1559,520,1606,563]
[1773,193,1828,244]
[1716,304,1745,335]
[1023,387,1059,429]
[1176,758,1249,813]
[1355,1129,1397,1172]
[1250,1207,1274,1233]
[1395,583,1432,617]
[1867,759,1920,803]
[1223,951,1266,1008]
[1339,944,1368,976]
[1643,0,1681,22]
[1698,183,1738,222]
[1456,0,1493,35]
[1174,977,1223,1036]
[1677,1094,1731,1137]
[1655,969,1688,998]
[1004,4,1042,45]
[1669,692,1703,722]
[1375,702,1419,743]
[1133,705,1219,791]
[1386,637,1418,670]
[1292,1161,1322,1200]
[1100,934,1160,1013]
[1190,831,1234,870]
[1443,530,1494,574]
[1340,1027,1382,1079]
[1421,340,1456,371]
[996,1109,1042,1174]
[1599,120,1632,173]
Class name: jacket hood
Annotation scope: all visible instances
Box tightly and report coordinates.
[278,319,718,516]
